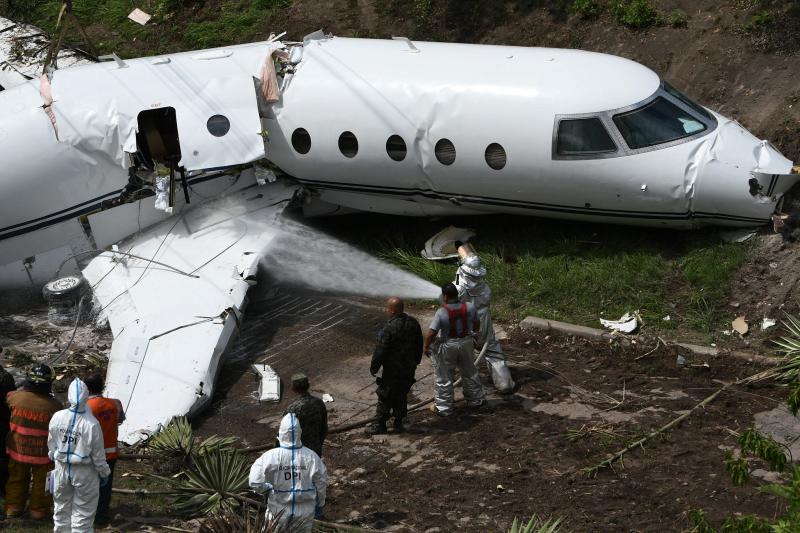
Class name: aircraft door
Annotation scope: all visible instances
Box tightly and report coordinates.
[167,75,264,172]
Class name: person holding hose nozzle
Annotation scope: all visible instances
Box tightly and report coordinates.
[453,242,515,394]
[48,378,110,532]
[424,283,486,416]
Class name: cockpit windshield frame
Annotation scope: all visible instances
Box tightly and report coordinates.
[552,80,717,160]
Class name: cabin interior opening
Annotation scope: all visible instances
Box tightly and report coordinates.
[136,107,182,169]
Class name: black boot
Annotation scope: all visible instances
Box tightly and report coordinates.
[365,421,387,435]
[393,417,405,433]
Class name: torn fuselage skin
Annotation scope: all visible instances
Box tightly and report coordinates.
[0,33,797,294]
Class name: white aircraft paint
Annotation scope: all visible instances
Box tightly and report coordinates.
[83,183,295,443]
[0,24,797,441]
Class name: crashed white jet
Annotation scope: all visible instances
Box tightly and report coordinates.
[0,23,798,442]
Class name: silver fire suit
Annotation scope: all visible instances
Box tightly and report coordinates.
[429,302,486,415]
[455,256,515,393]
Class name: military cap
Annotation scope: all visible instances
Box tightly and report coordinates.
[291,373,309,387]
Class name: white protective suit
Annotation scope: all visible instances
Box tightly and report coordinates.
[455,255,515,393]
[48,378,111,533]
[249,413,327,532]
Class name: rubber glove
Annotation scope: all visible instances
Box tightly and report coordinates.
[315,505,325,519]
[99,476,109,487]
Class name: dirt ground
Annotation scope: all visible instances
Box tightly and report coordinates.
[190,283,789,532]
[0,277,793,531]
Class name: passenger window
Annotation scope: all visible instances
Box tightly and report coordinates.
[556,118,617,155]
[206,115,230,137]
[291,128,311,154]
[386,135,407,161]
[613,97,706,150]
[435,138,456,165]
[338,131,358,158]
[485,143,506,170]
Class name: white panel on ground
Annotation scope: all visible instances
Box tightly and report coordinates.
[83,182,297,444]
[252,363,281,402]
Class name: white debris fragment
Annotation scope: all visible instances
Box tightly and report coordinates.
[322,393,334,403]
[128,8,152,25]
[252,363,281,402]
[421,226,476,260]
[255,165,277,185]
[600,312,640,334]
[761,318,777,331]
[732,316,749,336]
[662,315,671,322]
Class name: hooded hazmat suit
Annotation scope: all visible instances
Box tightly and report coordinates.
[47,379,110,533]
[455,255,515,393]
[249,413,327,532]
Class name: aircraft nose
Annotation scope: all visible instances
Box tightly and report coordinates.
[690,117,797,222]
[708,118,792,175]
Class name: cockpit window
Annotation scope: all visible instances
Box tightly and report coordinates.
[613,97,706,150]
[663,82,712,120]
[556,118,617,155]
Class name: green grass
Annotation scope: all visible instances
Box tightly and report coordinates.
[570,0,603,20]
[667,9,688,28]
[316,215,751,340]
[610,0,661,28]
[5,0,292,57]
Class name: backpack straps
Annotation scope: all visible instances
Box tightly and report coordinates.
[445,303,468,338]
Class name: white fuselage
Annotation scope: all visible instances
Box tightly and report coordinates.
[0,35,795,290]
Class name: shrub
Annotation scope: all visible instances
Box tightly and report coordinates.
[610,0,660,28]
[667,9,688,28]
[745,9,776,32]
[570,0,603,20]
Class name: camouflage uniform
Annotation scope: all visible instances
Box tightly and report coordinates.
[285,394,328,457]
[371,313,423,425]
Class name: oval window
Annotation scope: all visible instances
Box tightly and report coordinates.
[435,138,456,165]
[338,131,358,158]
[485,143,506,170]
[207,115,230,137]
[291,128,311,154]
[386,135,407,162]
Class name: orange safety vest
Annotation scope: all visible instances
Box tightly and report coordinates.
[87,396,122,460]
[6,390,61,465]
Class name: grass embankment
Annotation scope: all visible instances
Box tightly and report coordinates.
[319,215,749,341]
[5,0,292,57]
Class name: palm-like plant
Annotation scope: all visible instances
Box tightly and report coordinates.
[508,515,562,533]
[147,416,239,472]
[200,506,319,533]
[158,447,254,516]
[200,504,275,533]
[148,416,194,456]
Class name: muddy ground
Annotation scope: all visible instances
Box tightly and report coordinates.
[189,284,790,532]
[0,280,792,532]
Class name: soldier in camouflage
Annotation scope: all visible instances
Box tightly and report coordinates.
[285,374,328,457]
[366,297,423,435]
